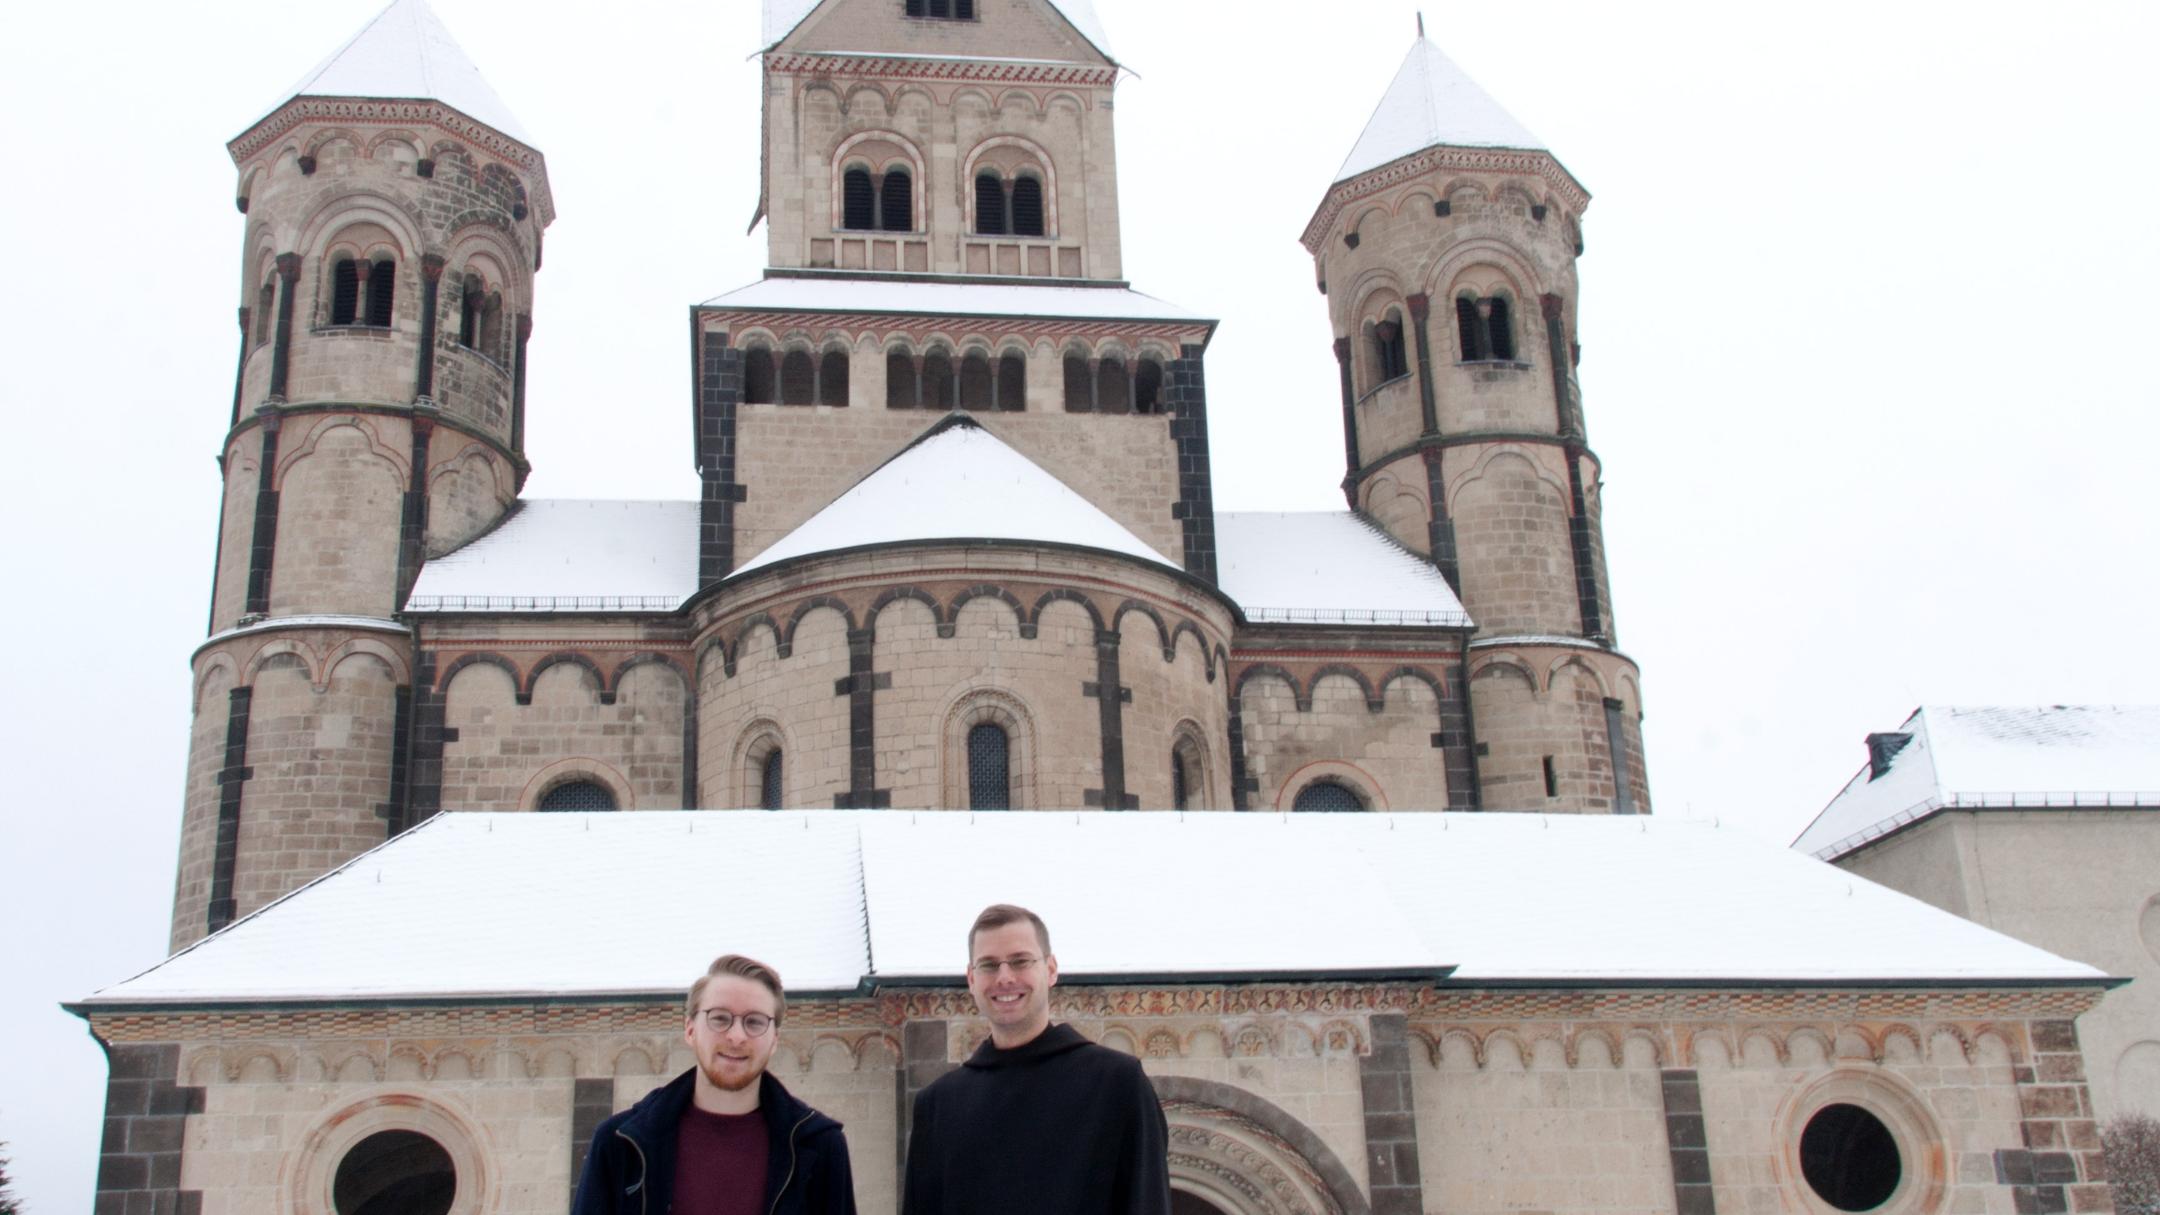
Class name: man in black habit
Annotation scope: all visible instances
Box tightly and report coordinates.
[902,903,1173,1215]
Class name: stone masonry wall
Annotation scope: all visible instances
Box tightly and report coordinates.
[266,417,405,619]
[1236,670,1452,811]
[438,659,687,811]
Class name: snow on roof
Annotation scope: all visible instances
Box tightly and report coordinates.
[733,417,1176,576]
[701,276,1204,325]
[1215,512,1469,627]
[1794,706,2160,859]
[1335,38,1547,185]
[405,500,699,613]
[762,0,1116,63]
[84,811,2106,1006]
[264,0,531,144]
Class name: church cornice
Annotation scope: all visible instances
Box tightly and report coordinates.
[702,308,1208,349]
[1302,146,1591,254]
[229,97,556,228]
[766,52,1117,91]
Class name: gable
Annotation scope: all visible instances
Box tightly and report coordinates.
[773,0,1113,67]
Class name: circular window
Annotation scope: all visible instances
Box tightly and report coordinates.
[537,779,617,811]
[333,1130,456,1215]
[1292,779,1365,812]
[1800,1103,1902,1211]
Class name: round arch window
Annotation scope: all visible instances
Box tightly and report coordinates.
[1800,1103,1902,1211]
[1292,779,1365,812]
[333,1129,456,1215]
[537,779,617,811]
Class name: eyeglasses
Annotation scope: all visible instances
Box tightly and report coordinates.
[697,1009,775,1036]
[969,955,1042,978]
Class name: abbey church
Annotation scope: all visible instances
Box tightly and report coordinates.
[77,2,2129,1214]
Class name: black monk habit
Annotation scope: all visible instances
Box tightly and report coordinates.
[903,1022,1171,1215]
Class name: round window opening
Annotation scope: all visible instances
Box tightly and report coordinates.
[1800,1103,1902,1212]
[333,1129,457,1215]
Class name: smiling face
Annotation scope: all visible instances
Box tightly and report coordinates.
[683,973,781,1109]
[966,918,1059,1048]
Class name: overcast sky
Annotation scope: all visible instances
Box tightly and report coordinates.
[3,1,2157,1208]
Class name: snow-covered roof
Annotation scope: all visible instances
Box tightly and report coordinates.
[1335,38,1547,185]
[762,0,1117,64]
[735,417,1175,577]
[263,0,530,144]
[406,500,700,613]
[701,276,1204,325]
[84,811,2107,1006]
[1794,706,2160,860]
[1215,512,1469,627]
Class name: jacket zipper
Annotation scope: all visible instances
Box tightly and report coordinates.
[616,1128,650,1215]
[768,1111,814,1215]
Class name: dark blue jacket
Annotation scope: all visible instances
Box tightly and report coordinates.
[573,1068,857,1215]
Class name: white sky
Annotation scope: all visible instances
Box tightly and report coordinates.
[2,1,2157,1208]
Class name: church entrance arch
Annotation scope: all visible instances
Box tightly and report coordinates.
[1151,1076,1371,1215]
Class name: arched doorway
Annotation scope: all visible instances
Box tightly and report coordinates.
[1151,1076,1367,1215]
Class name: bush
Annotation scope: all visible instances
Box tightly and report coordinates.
[0,1140,19,1215]
[2108,1115,2160,1215]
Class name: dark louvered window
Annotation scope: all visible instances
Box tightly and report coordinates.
[974,173,1008,236]
[781,349,816,405]
[842,168,876,231]
[968,723,1010,810]
[1062,355,1093,412]
[331,258,361,325]
[365,259,395,326]
[906,0,927,13]
[997,352,1026,411]
[538,780,617,811]
[744,348,778,404]
[886,350,918,407]
[760,750,784,811]
[1134,359,1164,415]
[1454,296,1484,361]
[922,351,956,409]
[1291,780,1364,812]
[955,0,973,15]
[1010,176,1044,237]
[1096,357,1130,414]
[458,280,483,349]
[1486,297,1515,361]
[959,353,994,410]
[879,168,913,233]
[819,349,849,406]
[1375,311,1410,381]
[907,0,973,16]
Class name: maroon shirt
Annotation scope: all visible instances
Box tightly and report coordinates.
[671,1105,769,1215]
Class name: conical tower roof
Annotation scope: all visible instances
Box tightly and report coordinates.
[1334,37,1544,184]
[262,0,530,144]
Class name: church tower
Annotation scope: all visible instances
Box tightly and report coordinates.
[1303,36,1647,812]
[172,0,552,946]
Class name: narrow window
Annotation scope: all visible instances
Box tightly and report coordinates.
[997,351,1026,411]
[1171,738,1201,810]
[1096,356,1131,414]
[1542,755,1558,798]
[1134,359,1165,415]
[365,259,395,327]
[929,0,948,14]
[780,348,816,405]
[818,349,849,406]
[1171,754,1188,810]
[879,168,914,232]
[481,293,503,363]
[886,350,919,408]
[256,281,275,345]
[974,172,1008,236]
[905,0,927,14]
[1062,354,1094,412]
[968,722,1010,810]
[743,347,778,404]
[1010,175,1044,237]
[538,780,617,811]
[330,257,360,325]
[1454,296,1486,361]
[958,352,994,411]
[842,167,876,231]
[1291,780,1365,812]
[922,350,956,408]
[955,0,974,15]
[1604,697,1636,814]
[1486,297,1515,361]
[1375,310,1409,381]
[458,279,482,349]
[760,749,784,811]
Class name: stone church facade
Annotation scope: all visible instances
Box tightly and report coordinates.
[78,2,2127,1215]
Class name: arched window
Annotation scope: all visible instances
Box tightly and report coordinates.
[842,167,876,231]
[458,277,484,350]
[968,722,1010,810]
[781,348,816,405]
[886,349,919,408]
[879,168,914,233]
[1010,175,1045,237]
[974,172,1008,236]
[743,346,778,404]
[997,351,1027,411]
[1096,356,1131,414]
[958,352,994,410]
[1291,779,1365,812]
[479,293,503,364]
[1373,309,1410,382]
[1134,358,1165,415]
[1455,294,1516,363]
[333,1129,456,1215]
[1171,737,1203,810]
[365,259,395,327]
[1062,353,1094,412]
[818,349,850,406]
[922,350,956,409]
[537,779,617,811]
[1485,297,1515,361]
[1454,296,1483,361]
[759,749,784,811]
[906,0,975,17]
[330,257,361,325]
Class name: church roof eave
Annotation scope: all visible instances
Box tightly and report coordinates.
[762,0,1120,68]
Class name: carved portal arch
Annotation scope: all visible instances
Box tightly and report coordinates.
[1151,1078,1367,1215]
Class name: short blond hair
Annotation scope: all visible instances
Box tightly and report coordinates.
[968,903,1051,958]
[685,954,786,1024]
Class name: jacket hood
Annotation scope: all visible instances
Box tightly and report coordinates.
[962,1022,1094,1070]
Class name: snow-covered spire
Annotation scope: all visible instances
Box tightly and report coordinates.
[267,0,531,145]
[1334,37,1545,185]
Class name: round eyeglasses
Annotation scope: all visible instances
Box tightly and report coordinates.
[698,1009,775,1036]
[969,956,1042,978]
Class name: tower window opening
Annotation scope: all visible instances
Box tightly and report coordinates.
[781,348,816,405]
[1455,293,1518,363]
[479,293,504,364]
[1292,779,1365,812]
[256,281,276,346]
[974,172,1008,236]
[330,257,361,325]
[906,0,975,18]
[1486,296,1515,361]
[538,780,617,811]
[1134,358,1165,415]
[842,167,876,231]
[959,352,994,411]
[1010,175,1044,237]
[1062,353,1094,412]
[922,349,956,408]
[1454,296,1485,361]
[1096,356,1131,414]
[365,258,395,327]
[819,349,850,406]
[1171,754,1188,810]
[1542,755,1558,798]
[886,350,920,408]
[1171,737,1202,810]
[458,277,484,351]
[968,722,1010,810]
[878,167,914,233]
[743,346,778,405]
[996,351,1026,411]
[1373,310,1410,383]
[759,749,784,811]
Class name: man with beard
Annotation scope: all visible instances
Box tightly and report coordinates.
[902,904,1171,1215]
[574,954,858,1215]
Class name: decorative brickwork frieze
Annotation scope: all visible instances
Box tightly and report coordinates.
[1360,1014,1426,1215]
[1302,145,1591,253]
[94,1043,204,1215]
[228,98,555,227]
